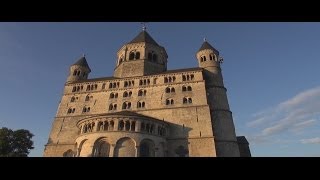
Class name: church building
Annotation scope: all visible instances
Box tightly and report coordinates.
[43,27,251,157]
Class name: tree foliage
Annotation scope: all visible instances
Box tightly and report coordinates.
[0,127,34,157]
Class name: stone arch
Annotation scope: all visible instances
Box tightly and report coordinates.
[63,149,74,157]
[92,138,111,157]
[139,139,155,157]
[78,139,92,157]
[114,137,136,157]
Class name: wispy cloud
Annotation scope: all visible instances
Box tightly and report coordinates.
[300,137,320,144]
[247,86,320,144]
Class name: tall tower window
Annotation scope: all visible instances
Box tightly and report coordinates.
[129,52,135,60]
[129,51,140,60]
[123,91,132,98]
[85,95,93,101]
[110,92,118,99]
[135,52,140,59]
[109,103,117,111]
[183,97,192,104]
[138,89,147,96]
[166,98,174,105]
[200,56,206,62]
[209,54,216,61]
[165,87,175,93]
[148,51,158,62]
[164,76,176,83]
[137,101,146,108]
[182,86,192,92]
[122,102,132,109]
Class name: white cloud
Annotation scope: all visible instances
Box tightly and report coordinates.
[247,86,320,144]
[278,86,320,110]
[294,119,316,128]
[300,137,320,144]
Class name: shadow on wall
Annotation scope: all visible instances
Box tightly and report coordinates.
[167,122,192,157]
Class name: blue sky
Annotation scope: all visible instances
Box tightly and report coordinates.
[1,22,320,157]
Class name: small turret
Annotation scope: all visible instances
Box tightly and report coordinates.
[196,39,223,86]
[66,55,91,83]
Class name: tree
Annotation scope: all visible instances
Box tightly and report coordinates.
[0,127,34,157]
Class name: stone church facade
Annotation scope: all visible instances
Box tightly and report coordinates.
[43,29,251,157]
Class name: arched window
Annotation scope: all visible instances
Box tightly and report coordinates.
[146,124,150,133]
[137,101,145,108]
[182,75,186,81]
[85,95,90,101]
[131,121,136,131]
[118,121,124,130]
[165,87,170,93]
[72,108,75,113]
[115,93,118,98]
[135,52,140,59]
[102,83,106,89]
[73,70,77,76]
[123,91,128,97]
[104,121,109,131]
[129,52,135,60]
[166,98,174,105]
[182,86,186,92]
[164,77,168,83]
[187,86,192,91]
[190,74,194,80]
[109,103,117,111]
[110,121,114,130]
[183,97,192,104]
[110,93,115,99]
[171,87,175,93]
[109,83,112,89]
[148,52,152,60]
[72,87,76,92]
[125,121,130,131]
[183,97,188,104]
[153,54,157,61]
[141,123,145,131]
[71,97,76,102]
[122,102,131,109]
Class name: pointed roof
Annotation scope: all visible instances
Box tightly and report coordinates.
[129,30,159,46]
[73,56,91,71]
[198,41,219,55]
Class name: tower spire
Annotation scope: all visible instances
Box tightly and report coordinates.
[141,22,148,31]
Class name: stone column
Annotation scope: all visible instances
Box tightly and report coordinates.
[135,120,141,132]
[135,146,140,157]
[109,144,116,157]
